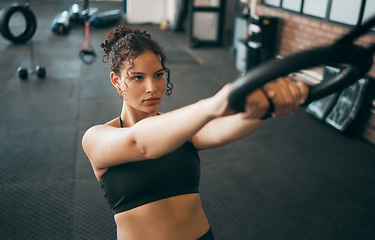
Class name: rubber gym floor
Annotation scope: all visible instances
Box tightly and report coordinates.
[1,1,375,239]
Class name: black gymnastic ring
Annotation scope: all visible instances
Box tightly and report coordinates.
[0,4,37,44]
[228,13,375,113]
[228,44,373,113]
[79,49,97,65]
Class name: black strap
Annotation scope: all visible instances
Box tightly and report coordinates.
[119,116,123,128]
[260,100,274,120]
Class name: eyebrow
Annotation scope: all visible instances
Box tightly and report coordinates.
[130,69,164,75]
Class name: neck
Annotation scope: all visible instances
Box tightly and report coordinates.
[120,103,158,127]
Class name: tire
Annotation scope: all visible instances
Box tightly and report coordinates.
[0,4,37,44]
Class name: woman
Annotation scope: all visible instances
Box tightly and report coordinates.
[82,25,308,240]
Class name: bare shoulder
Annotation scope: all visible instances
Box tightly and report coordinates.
[81,119,146,170]
[82,121,125,156]
[82,117,120,147]
[82,124,114,158]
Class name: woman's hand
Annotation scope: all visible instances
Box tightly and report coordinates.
[210,83,272,119]
[262,77,309,117]
[209,78,308,120]
[240,89,270,119]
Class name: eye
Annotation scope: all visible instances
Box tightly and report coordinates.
[155,72,164,78]
[132,75,143,81]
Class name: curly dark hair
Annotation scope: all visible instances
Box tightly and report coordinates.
[100,25,173,96]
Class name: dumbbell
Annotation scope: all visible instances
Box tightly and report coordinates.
[17,65,46,80]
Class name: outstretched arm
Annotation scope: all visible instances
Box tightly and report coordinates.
[191,114,265,150]
[191,78,309,150]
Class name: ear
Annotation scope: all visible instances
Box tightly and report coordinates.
[110,71,121,88]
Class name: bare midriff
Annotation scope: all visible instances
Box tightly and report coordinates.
[114,193,210,240]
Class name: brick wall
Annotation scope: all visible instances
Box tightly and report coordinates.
[254,3,375,78]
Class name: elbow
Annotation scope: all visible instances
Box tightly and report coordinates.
[138,148,163,160]
[131,124,165,160]
[133,138,162,160]
[136,143,150,159]
[134,136,171,160]
[137,144,164,160]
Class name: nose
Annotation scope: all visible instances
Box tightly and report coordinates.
[145,78,157,93]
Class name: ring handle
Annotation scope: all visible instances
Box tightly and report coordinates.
[79,49,97,65]
[228,44,373,113]
[228,15,375,113]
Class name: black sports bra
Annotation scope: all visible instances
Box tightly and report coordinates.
[100,116,201,214]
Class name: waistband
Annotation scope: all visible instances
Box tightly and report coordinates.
[197,228,214,240]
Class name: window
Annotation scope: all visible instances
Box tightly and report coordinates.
[329,0,362,25]
[362,0,375,30]
[303,0,328,19]
[264,0,281,7]
[263,0,373,28]
[282,0,302,13]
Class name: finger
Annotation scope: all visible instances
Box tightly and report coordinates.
[282,78,304,114]
[287,81,303,111]
[244,98,267,119]
[243,90,269,119]
[262,82,276,99]
[273,78,293,115]
[296,81,309,104]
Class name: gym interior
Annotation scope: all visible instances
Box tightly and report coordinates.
[1,0,375,239]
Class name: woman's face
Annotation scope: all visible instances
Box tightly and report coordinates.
[118,50,166,114]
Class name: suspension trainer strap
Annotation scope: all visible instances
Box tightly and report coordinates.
[79,20,96,65]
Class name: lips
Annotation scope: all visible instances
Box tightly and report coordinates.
[143,97,160,104]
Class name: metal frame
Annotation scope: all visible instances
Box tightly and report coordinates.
[187,0,226,47]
